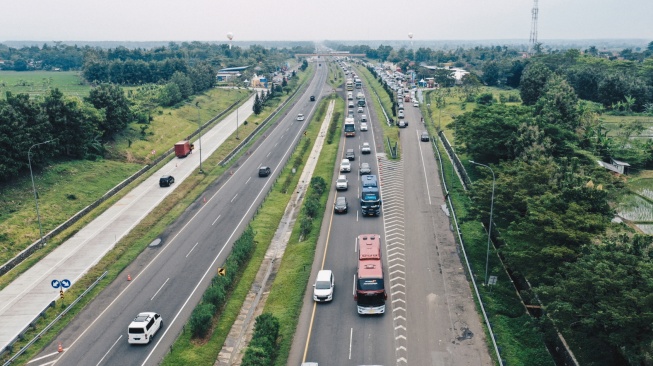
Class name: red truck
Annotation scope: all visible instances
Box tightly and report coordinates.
[174,140,192,158]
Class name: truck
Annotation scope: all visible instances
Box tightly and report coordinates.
[344,117,356,137]
[174,140,192,158]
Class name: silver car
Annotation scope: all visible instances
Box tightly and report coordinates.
[360,162,371,175]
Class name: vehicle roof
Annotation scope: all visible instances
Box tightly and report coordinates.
[359,234,381,260]
[357,259,383,278]
[316,269,332,280]
[130,312,157,324]
[361,162,370,167]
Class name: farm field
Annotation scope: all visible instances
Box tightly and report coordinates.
[0,71,90,99]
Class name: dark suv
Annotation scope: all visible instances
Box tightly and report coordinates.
[159,175,174,187]
[310,96,316,102]
[258,166,271,177]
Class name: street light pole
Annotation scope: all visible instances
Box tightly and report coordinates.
[195,102,203,174]
[29,139,55,247]
[469,160,495,286]
[236,106,239,140]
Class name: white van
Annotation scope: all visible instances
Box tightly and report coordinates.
[347,92,353,100]
[313,270,334,302]
[128,312,162,344]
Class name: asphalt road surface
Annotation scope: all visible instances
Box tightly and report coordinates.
[30,64,328,366]
[297,62,491,366]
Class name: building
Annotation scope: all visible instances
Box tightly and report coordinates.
[216,66,249,82]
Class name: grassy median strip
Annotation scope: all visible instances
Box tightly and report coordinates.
[160,94,339,365]
[356,65,401,159]
[0,67,314,366]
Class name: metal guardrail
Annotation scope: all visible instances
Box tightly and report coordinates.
[0,96,248,278]
[432,136,504,365]
[2,271,108,365]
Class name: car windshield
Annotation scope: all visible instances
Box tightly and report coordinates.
[315,280,331,290]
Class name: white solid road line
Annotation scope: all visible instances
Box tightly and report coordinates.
[416,129,433,206]
[349,327,353,360]
[27,351,60,363]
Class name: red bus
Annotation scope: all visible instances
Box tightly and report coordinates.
[355,234,386,314]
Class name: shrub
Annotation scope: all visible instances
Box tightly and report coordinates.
[476,93,495,105]
[310,176,327,195]
[190,303,215,338]
[242,313,280,365]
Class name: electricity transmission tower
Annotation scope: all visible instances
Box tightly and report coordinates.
[529,0,539,52]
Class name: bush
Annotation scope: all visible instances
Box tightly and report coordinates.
[203,282,226,308]
[299,216,313,237]
[190,303,215,338]
[242,313,280,366]
[476,93,495,105]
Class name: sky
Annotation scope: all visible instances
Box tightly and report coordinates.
[2,0,652,42]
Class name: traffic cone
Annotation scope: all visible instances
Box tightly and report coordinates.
[127,274,131,281]
[58,343,63,352]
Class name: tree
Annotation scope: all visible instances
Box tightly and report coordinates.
[520,62,552,105]
[158,83,182,106]
[454,103,534,163]
[86,84,133,140]
[481,61,501,86]
[253,93,262,115]
[542,235,653,364]
[534,74,580,130]
[170,71,193,99]
[42,88,99,158]
[648,41,653,51]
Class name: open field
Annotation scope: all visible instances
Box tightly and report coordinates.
[0,71,90,99]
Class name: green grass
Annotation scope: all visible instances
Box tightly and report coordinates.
[0,88,251,270]
[0,67,313,365]
[0,71,90,99]
[356,66,400,158]
[327,63,344,89]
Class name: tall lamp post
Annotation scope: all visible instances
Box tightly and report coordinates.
[469,160,495,286]
[29,139,56,247]
[194,102,204,174]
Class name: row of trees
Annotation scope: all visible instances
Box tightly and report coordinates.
[454,62,653,363]
[0,85,132,181]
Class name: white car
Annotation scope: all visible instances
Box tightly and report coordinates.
[340,159,351,172]
[336,175,348,190]
[296,114,305,121]
[360,122,368,131]
[128,312,162,344]
[413,101,419,107]
[313,270,334,302]
[361,142,371,154]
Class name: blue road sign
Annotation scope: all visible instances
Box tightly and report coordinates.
[51,280,60,289]
[61,279,71,288]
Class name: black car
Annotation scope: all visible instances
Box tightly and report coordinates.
[159,175,174,187]
[345,149,355,161]
[421,131,430,142]
[258,166,271,177]
[310,96,316,101]
[334,196,348,213]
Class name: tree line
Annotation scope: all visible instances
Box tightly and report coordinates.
[0,85,132,180]
[453,58,653,363]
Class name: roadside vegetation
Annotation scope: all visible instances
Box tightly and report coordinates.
[0,63,313,366]
[327,62,344,89]
[0,71,90,98]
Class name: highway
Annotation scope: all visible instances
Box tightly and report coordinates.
[30,64,329,366]
[302,63,395,366]
[298,62,492,365]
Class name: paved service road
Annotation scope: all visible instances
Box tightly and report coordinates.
[0,92,256,355]
[30,65,328,366]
